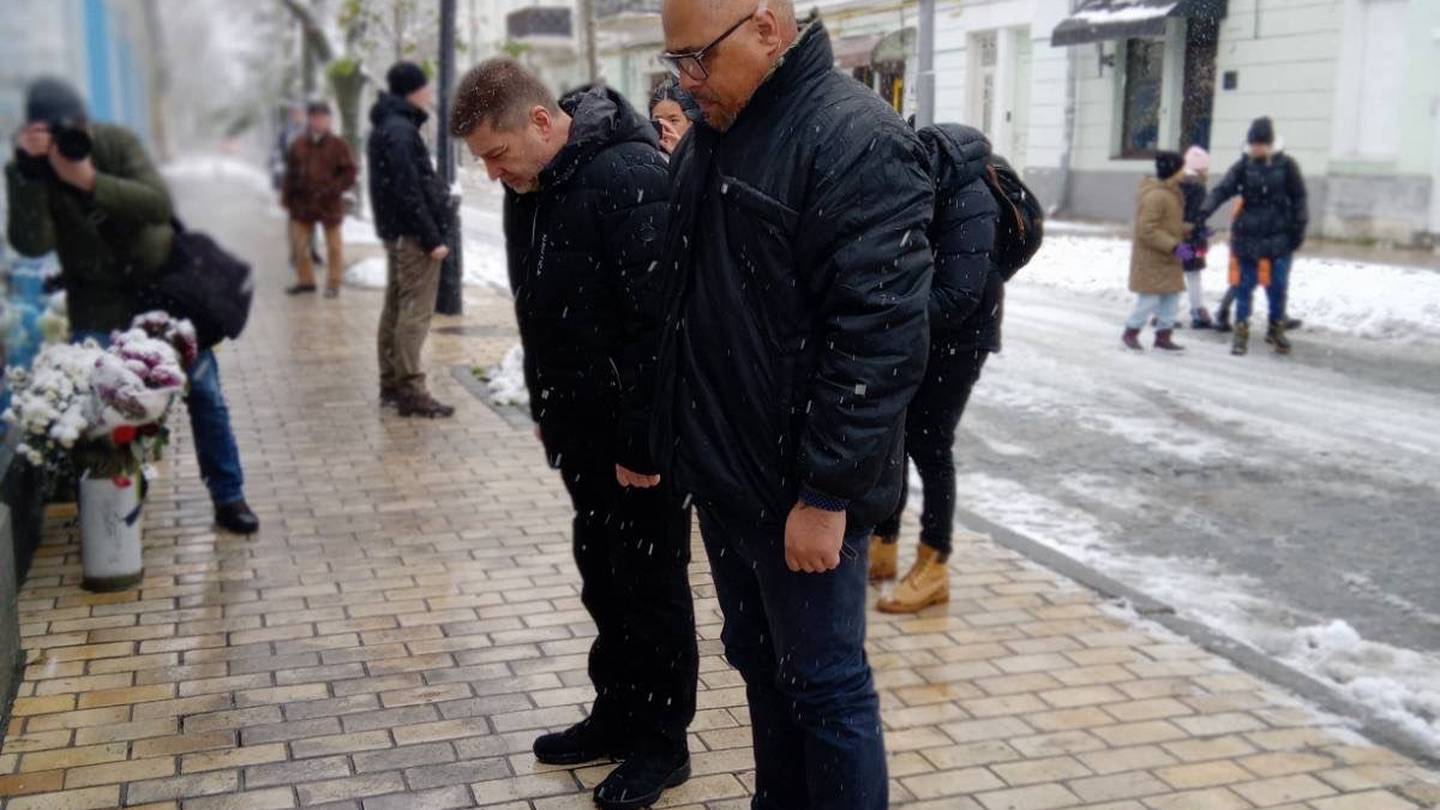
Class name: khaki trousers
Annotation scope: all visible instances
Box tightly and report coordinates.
[289,219,344,290]
[377,237,442,397]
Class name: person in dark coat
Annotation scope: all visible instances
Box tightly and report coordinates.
[1179,145,1214,328]
[648,78,701,154]
[449,58,697,810]
[6,77,259,535]
[282,100,356,297]
[367,62,455,417]
[870,123,1000,614]
[655,2,934,806]
[1199,116,1308,355]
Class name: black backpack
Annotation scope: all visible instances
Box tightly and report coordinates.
[138,219,254,350]
[981,154,1044,279]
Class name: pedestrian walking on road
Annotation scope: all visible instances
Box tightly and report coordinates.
[450,59,698,810]
[1200,116,1309,355]
[870,123,1001,614]
[1122,151,1190,352]
[6,77,260,535]
[653,2,934,806]
[367,61,455,417]
[282,100,356,298]
[1179,145,1215,329]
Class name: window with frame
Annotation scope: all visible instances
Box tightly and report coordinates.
[1119,37,1165,158]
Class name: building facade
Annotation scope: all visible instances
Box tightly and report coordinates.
[486,0,1439,245]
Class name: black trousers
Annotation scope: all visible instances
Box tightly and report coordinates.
[875,346,988,555]
[552,437,698,755]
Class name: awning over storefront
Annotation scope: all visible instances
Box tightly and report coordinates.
[832,33,884,69]
[1050,0,1226,46]
[871,27,917,66]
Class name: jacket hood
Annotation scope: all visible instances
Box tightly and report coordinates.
[917,124,991,191]
[370,91,427,128]
[541,85,658,189]
[1139,175,1181,196]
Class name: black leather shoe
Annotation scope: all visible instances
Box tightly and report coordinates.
[216,500,260,535]
[533,719,624,766]
[594,751,691,810]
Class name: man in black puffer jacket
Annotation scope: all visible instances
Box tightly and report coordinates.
[871,124,1001,615]
[1199,116,1308,355]
[656,2,933,806]
[449,59,696,810]
[367,62,455,417]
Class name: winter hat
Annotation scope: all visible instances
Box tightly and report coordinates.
[386,61,428,98]
[306,99,332,115]
[1155,150,1184,180]
[1247,116,1275,145]
[1183,145,1210,175]
[649,78,702,123]
[25,76,87,125]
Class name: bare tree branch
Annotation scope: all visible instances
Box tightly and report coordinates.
[278,0,336,63]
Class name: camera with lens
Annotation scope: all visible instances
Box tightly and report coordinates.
[48,118,92,161]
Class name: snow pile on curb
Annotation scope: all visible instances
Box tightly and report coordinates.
[342,216,382,247]
[480,344,529,407]
[339,243,507,293]
[1017,234,1440,343]
[345,257,387,289]
[955,471,1440,757]
[164,155,273,197]
[462,239,510,292]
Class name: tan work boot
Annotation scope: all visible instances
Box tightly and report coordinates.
[877,545,950,614]
[868,536,898,582]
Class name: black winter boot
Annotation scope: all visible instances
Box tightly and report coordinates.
[1191,308,1215,330]
[216,500,260,535]
[1266,320,1293,355]
[1231,321,1250,356]
[533,718,627,766]
[1122,328,1144,351]
[593,751,692,810]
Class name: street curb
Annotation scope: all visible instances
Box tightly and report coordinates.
[953,506,1440,770]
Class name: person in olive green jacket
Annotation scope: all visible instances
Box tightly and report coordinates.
[6,77,259,535]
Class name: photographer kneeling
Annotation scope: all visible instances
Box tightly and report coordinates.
[5,77,259,535]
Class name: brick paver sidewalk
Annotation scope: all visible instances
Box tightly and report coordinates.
[2,178,1437,809]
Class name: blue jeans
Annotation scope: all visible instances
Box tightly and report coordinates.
[1236,254,1292,324]
[1125,292,1182,331]
[697,506,886,810]
[76,332,245,506]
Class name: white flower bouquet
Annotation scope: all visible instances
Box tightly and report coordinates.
[3,311,198,481]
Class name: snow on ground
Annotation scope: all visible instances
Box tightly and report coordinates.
[339,241,507,292]
[955,472,1440,757]
[462,236,509,292]
[1018,233,1440,343]
[341,215,382,247]
[164,155,273,198]
[480,344,528,407]
[344,256,387,289]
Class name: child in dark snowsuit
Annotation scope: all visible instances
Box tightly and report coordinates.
[1179,146,1214,329]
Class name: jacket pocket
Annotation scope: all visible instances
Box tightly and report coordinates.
[719,175,802,352]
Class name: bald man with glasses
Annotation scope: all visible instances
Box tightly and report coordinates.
[651,2,935,807]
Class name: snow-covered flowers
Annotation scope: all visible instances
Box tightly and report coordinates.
[2,312,196,477]
[2,341,105,467]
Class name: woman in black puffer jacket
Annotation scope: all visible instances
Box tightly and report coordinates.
[1200,117,1309,355]
[871,123,1002,614]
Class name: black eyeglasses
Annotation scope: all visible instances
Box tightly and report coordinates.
[659,8,757,82]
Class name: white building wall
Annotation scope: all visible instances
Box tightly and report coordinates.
[1209,0,1343,175]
